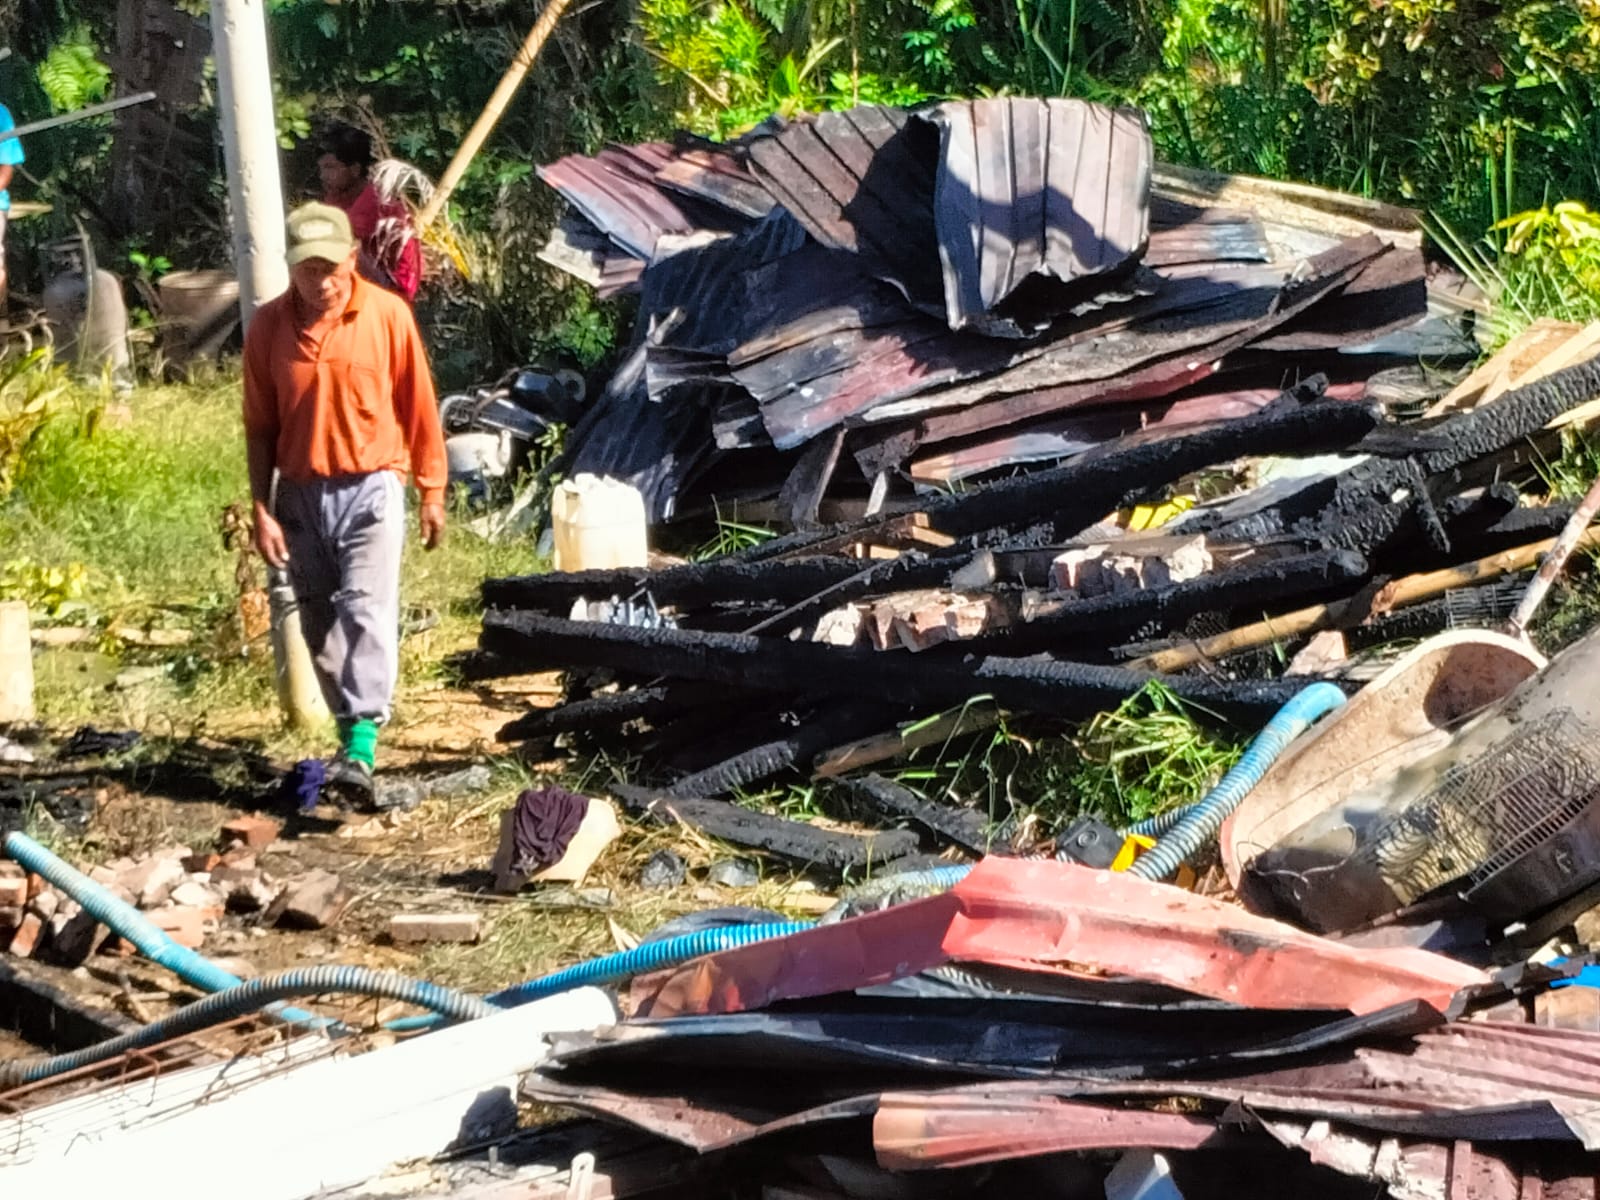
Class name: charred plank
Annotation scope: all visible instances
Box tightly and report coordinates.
[662,701,898,799]
[497,683,731,743]
[841,774,995,856]
[480,611,1347,721]
[978,548,1368,654]
[612,787,921,873]
[483,557,866,615]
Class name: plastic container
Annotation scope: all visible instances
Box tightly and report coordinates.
[156,269,241,370]
[550,474,648,572]
[0,600,35,723]
[267,568,331,731]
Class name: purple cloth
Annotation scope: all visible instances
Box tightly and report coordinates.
[512,785,590,872]
[286,759,326,812]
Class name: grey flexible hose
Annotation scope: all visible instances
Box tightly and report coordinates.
[0,966,497,1088]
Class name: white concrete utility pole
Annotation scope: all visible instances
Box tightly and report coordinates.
[209,0,287,323]
[209,0,328,730]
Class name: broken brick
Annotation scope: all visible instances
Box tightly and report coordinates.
[0,905,21,931]
[30,890,59,922]
[270,870,350,930]
[213,865,280,913]
[117,855,186,909]
[146,907,205,950]
[389,913,482,945]
[182,853,222,874]
[169,880,223,910]
[220,816,282,852]
[9,912,44,957]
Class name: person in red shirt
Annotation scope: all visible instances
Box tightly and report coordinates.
[317,125,423,304]
[244,202,446,807]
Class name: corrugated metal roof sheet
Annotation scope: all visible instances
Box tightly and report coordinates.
[930,98,1153,337]
[537,143,751,261]
[632,856,1485,1019]
[743,105,945,311]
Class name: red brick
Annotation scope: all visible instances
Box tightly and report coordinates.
[26,873,44,901]
[270,870,350,930]
[147,907,205,949]
[8,912,44,957]
[220,816,281,852]
[182,853,222,874]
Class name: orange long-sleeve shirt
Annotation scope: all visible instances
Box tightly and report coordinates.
[242,274,447,505]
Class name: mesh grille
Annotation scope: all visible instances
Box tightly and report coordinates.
[1353,708,1600,903]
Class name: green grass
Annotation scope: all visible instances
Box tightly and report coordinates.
[893,683,1245,834]
[0,356,543,728]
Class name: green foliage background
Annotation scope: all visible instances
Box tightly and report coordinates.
[3,0,1600,373]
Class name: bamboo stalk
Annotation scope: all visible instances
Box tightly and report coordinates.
[812,707,1002,778]
[415,0,575,234]
[1506,478,1600,638]
[1130,528,1600,673]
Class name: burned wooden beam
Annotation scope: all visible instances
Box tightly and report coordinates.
[482,557,867,615]
[497,682,732,743]
[882,399,1379,543]
[841,774,995,856]
[980,547,1368,653]
[662,701,899,799]
[612,787,921,873]
[481,611,1345,721]
[744,547,989,636]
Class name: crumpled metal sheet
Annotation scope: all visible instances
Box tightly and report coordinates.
[632,857,1487,1019]
[537,142,751,261]
[929,98,1153,337]
[743,105,946,312]
[873,1092,1224,1171]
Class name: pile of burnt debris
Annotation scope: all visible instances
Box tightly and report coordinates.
[534,96,1466,524]
[469,94,1600,873]
[508,856,1600,1200]
[473,338,1600,870]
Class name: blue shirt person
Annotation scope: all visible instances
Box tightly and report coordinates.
[0,102,21,305]
[0,103,23,213]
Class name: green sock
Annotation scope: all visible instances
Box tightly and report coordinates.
[342,718,379,769]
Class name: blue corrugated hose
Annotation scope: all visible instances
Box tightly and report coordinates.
[4,831,328,1029]
[385,919,815,1033]
[0,966,495,1087]
[1126,681,1348,881]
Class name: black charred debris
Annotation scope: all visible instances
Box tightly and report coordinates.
[462,99,1600,875]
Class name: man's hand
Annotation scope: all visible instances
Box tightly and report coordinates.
[252,502,289,569]
[420,501,446,551]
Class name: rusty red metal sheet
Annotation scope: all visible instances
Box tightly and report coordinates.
[633,856,1486,1019]
[873,1092,1226,1171]
[537,143,750,261]
[653,140,777,219]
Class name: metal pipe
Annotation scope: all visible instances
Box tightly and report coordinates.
[4,92,157,142]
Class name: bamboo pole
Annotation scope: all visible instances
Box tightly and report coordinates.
[1506,477,1600,639]
[1129,528,1600,673]
[812,706,1002,778]
[415,0,575,234]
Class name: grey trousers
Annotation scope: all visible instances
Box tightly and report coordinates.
[275,472,405,723]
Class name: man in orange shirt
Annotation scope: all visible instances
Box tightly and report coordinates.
[243,202,447,807]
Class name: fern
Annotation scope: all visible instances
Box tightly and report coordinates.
[36,32,110,113]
